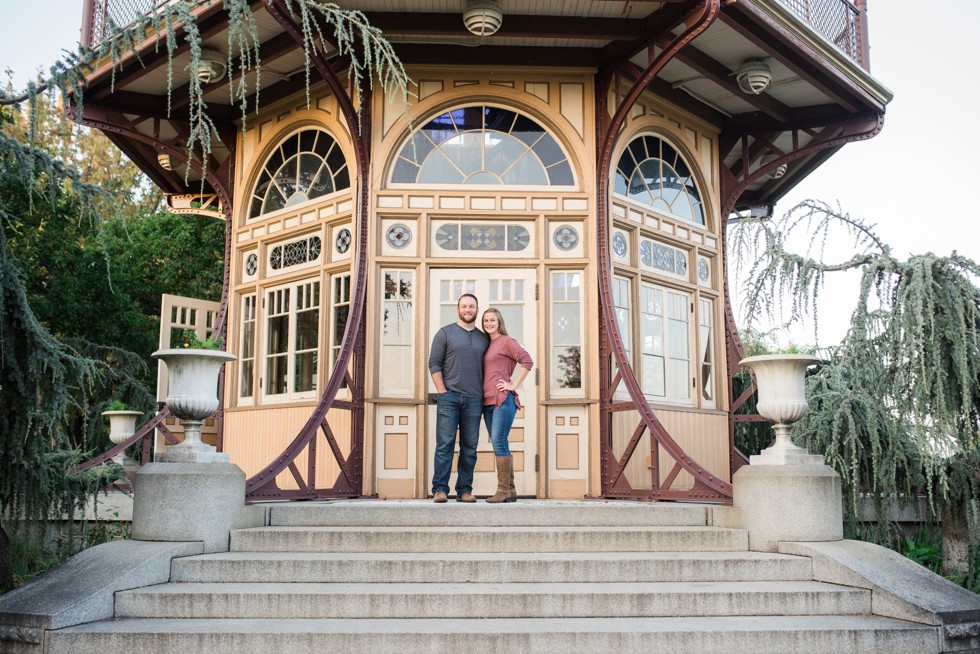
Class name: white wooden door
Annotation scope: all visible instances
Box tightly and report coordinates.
[427,269,537,497]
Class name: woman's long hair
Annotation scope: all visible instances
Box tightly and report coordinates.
[482,307,509,336]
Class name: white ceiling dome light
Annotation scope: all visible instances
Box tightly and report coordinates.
[157,152,173,171]
[197,48,227,85]
[463,0,503,37]
[736,60,772,95]
[761,154,787,179]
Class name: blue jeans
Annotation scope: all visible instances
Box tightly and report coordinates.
[432,390,483,495]
[483,393,517,457]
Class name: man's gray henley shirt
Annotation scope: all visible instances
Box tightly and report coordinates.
[428,323,489,398]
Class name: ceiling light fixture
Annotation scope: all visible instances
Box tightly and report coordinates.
[463,0,503,37]
[157,152,173,171]
[761,154,787,179]
[736,60,772,95]
[197,48,227,85]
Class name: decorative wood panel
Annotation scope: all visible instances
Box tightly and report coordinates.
[224,406,351,491]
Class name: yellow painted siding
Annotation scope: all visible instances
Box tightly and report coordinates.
[610,408,729,493]
[223,406,352,491]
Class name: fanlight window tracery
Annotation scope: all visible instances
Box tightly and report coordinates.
[390,105,574,186]
[614,134,705,226]
[249,129,350,220]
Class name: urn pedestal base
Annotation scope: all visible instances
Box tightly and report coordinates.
[731,463,843,552]
[131,462,246,553]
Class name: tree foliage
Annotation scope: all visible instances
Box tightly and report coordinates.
[0,0,410,182]
[0,110,126,592]
[732,200,980,559]
[0,0,412,593]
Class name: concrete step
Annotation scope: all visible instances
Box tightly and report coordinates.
[171,550,813,584]
[230,525,748,553]
[268,500,709,527]
[115,580,870,619]
[48,616,938,654]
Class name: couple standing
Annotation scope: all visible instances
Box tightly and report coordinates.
[429,293,533,503]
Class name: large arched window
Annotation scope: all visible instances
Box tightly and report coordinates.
[614,134,705,226]
[248,128,350,220]
[390,105,574,186]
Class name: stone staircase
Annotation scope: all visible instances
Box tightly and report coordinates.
[46,500,938,653]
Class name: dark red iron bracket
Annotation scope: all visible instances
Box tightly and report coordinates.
[719,111,885,473]
[595,0,732,502]
[66,99,237,473]
[244,0,370,500]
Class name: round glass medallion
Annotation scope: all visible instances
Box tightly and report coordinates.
[698,257,710,282]
[386,223,412,249]
[335,228,352,254]
[553,225,579,251]
[244,253,258,276]
[612,232,627,258]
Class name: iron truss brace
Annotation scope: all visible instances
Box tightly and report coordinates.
[64,101,236,335]
[66,97,238,464]
[596,0,733,502]
[244,0,370,500]
[720,112,885,211]
[165,193,223,219]
[718,110,885,473]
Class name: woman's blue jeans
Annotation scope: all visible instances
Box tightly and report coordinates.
[483,393,517,457]
[431,390,483,496]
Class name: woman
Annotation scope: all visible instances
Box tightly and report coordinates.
[481,308,533,503]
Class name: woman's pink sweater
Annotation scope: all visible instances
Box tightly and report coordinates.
[483,334,534,408]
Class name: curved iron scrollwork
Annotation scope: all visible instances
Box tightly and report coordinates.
[596,0,732,502]
[719,112,885,473]
[71,408,181,488]
[243,1,371,500]
[66,96,237,475]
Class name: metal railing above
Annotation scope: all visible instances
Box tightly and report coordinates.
[776,0,869,69]
[80,0,871,69]
[81,0,169,48]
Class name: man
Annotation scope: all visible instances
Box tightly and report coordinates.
[429,293,489,503]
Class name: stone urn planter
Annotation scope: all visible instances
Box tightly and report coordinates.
[739,354,822,465]
[152,348,236,462]
[101,410,144,465]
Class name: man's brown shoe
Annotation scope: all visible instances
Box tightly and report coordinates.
[433,491,448,503]
[457,492,476,503]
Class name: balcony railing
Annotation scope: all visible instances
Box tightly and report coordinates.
[80,0,169,48]
[776,0,870,69]
[81,0,871,69]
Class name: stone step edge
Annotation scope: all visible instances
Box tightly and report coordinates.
[51,615,937,634]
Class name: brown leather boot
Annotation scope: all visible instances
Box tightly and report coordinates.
[486,456,511,503]
[505,455,517,502]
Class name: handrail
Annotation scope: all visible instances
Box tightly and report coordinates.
[71,407,182,486]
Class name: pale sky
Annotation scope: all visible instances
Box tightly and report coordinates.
[1,1,977,345]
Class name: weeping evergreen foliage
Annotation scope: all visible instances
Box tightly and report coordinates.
[0,1,411,591]
[733,201,980,546]
[0,122,127,591]
[0,0,410,180]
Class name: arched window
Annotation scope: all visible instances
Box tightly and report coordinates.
[390,105,574,186]
[614,134,705,226]
[248,129,349,220]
